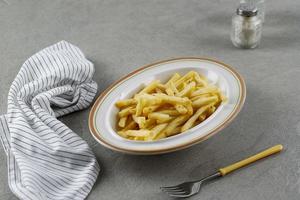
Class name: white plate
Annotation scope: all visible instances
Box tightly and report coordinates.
[89,57,246,155]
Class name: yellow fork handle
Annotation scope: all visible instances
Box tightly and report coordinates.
[219,144,283,176]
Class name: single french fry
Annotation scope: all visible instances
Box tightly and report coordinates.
[190,94,211,101]
[152,123,168,137]
[122,121,138,131]
[193,71,207,86]
[139,80,160,94]
[163,115,189,136]
[118,131,129,138]
[118,116,127,128]
[169,81,179,94]
[135,98,144,116]
[165,81,178,96]
[157,109,180,116]
[115,99,137,108]
[153,93,190,105]
[146,123,168,141]
[190,85,218,97]
[155,132,167,140]
[148,112,170,121]
[166,73,181,85]
[192,96,218,108]
[138,94,163,105]
[186,100,194,115]
[142,105,160,115]
[181,104,212,132]
[176,81,196,97]
[124,130,151,137]
[118,106,136,117]
[157,83,166,90]
[156,117,174,124]
[167,127,181,136]
[174,71,194,87]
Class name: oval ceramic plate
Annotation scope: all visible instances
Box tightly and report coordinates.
[89,57,246,155]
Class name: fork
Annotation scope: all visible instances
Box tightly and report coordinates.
[161,144,283,198]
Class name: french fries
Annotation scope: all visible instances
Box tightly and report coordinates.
[115,71,226,141]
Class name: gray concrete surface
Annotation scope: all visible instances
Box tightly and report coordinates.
[1,0,300,199]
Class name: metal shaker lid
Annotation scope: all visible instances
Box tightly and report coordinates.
[237,3,258,17]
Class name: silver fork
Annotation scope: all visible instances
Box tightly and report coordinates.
[161,172,221,198]
[161,144,283,198]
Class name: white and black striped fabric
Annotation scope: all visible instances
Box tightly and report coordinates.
[0,41,100,200]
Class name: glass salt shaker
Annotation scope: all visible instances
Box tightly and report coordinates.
[231,3,263,49]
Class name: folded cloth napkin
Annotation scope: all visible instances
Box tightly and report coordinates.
[0,41,100,200]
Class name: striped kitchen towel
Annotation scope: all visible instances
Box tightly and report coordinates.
[0,41,100,200]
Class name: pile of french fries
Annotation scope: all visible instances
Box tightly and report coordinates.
[115,71,226,141]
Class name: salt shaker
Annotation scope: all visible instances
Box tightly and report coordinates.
[231,3,263,49]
